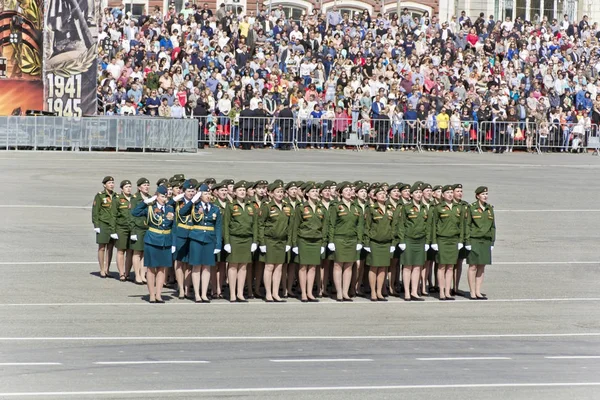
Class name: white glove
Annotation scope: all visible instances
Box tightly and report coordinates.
[285,245,291,252]
[223,244,232,253]
[292,247,299,254]
[191,192,202,203]
[398,243,406,251]
[320,247,325,254]
[327,243,336,251]
[465,245,472,251]
[173,193,185,201]
[94,228,101,234]
[259,245,267,253]
[390,246,395,253]
[458,243,464,250]
[431,244,439,251]
[251,243,258,252]
[144,195,157,205]
[110,233,118,240]
[425,244,430,251]
[171,246,176,253]
[130,234,138,241]
[364,247,371,253]
[214,249,221,255]
[491,246,494,251]
[356,244,363,251]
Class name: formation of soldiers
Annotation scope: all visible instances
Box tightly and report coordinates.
[92,176,496,303]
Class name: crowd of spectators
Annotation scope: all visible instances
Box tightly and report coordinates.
[97,2,600,151]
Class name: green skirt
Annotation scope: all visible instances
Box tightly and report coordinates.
[114,228,131,250]
[467,238,492,265]
[367,241,391,267]
[298,237,322,266]
[264,238,287,264]
[333,236,358,263]
[130,229,147,251]
[436,236,460,264]
[401,237,426,266]
[96,223,112,245]
[227,236,254,263]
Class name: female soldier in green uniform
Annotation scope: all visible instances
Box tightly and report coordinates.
[319,181,335,298]
[212,181,230,299]
[248,180,268,299]
[292,182,328,302]
[352,183,370,298]
[431,185,465,301]
[171,180,195,299]
[109,180,133,281]
[386,183,403,297]
[364,186,394,302]
[224,181,258,303]
[129,178,151,284]
[396,183,429,301]
[466,186,495,300]
[131,185,175,303]
[327,181,364,302]
[453,183,470,297]
[259,182,293,302]
[282,181,299,299]
[421,183,435,295]
[92,176,115,278]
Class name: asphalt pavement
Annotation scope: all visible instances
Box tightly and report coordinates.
[0,150,599,399]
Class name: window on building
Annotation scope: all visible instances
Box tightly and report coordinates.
[124,3,145,17]
[274,5,307,22]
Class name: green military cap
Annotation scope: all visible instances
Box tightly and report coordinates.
[233,180,248,190]
[380,182,389,188]
[204,177,217,185]
[422,183,432,190]
[320,181,332,190]
[212,181,227,190]
[371,182,380,188]
[475,186,488,195]
[303,181,317,191]
[387,183,401,193]
[337,181,352,192]
[399,183,411,191]
[171,180,182,188]
[102,176,114,184]
[373,186,387,195]
[189,178,199,187]
[413,180,424,187]
[173,174,185,182]
[252,180,268,188]
[324,180,337,187]
[432,185,443,191]
[353,180,363,187]
[136,177,150,186]
[355,183,369,192]
[452,183,463,190]
[442,184,454,193]
[369,184,379,192]
[156,178,168,187]
[284,181,297,190]
[268,181,284,192]
[410,182,423,193]
[120,179,131,188]
[223,179,235,185]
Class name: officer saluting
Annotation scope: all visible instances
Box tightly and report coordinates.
[109,180,134,281]
[129,178,151,285]
[179,184,222,303]
[131,185,175,303]
[92,176,116,278]
[170,180,195,299]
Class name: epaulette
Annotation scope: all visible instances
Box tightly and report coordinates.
[98,191,103,195]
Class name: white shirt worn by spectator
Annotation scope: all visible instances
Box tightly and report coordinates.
[106,63,122,79]
[171,105,185,118]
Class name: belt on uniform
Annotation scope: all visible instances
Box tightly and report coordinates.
[148,227,171,234]
[193,225,215,231]
[177,223,193,230]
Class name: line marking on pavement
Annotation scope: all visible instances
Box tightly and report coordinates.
[270,359,373,363]
[0,205,90,209]
[0,298,599,307]
[94,361,210,365]
[0,362,62,366]
[2,261,599,266]
[545,356,600,359]
[416,357,512,361]
[0,333,599,341]
[1,382,600,396]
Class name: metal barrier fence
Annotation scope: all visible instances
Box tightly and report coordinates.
[2,115,599,155]
[0,116,198,152]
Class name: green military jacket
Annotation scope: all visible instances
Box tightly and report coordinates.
[466,201,496,245]
[327,200,364,243]
[395,202,431,243]
[109,192,132,233]
[223,201,258,243]
[292,200,329,246]
[431,201,465,244]
[92,189,114,228]
[364,203,394,245]
[454,199,470,244]
[258,199,293,244]
[129,192,150,234]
